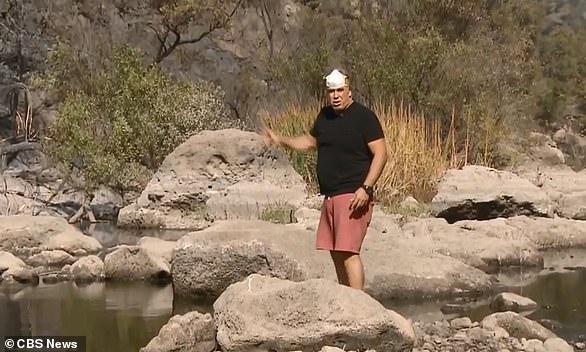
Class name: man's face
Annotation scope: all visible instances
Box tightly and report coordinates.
[327,86,352,112]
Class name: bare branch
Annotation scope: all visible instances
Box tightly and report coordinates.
[152,0,245,63]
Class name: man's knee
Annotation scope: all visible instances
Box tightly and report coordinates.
[330,250,360,263]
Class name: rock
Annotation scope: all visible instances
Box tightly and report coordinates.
[319,347,346,352]
[70,255,105,283]
[138,237,176,265]
[45,231,103,256]
[117,129,307,229]
[481,312,557,341]
[523,339,546,352]
[90,185,124,221]
[171,220,493,301]
[431,165,553,223]
[172,238,305,299]
[450,317,472,330]
[575,342,586,350]
[0,216,103,257]
[505,216,586,249]
[0,250,39,284]
[401,217,543,273]
[26,250,77,267]
[140,311,215,352]
[213,274,415,352]
[543,338,574,352]
[489,292,538,313]
[525,167,586,220]
[104,246,171,282]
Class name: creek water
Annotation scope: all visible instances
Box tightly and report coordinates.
[0,224,585,351]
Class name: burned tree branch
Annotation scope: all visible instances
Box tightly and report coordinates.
[152,0,245,63]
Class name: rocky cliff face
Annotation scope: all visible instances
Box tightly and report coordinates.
[0,0,306,127]
[1,0,584,130]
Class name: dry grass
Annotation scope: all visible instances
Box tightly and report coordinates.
[373,100,464,203]
[260,98,471,205]
[260,98,322,194]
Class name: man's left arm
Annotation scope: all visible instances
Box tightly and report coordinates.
[350,137,387,211]
[363,138,387,188]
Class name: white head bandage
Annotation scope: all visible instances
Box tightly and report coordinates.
[325,69,348,89]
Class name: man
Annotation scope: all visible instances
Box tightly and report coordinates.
[263,68,387,290]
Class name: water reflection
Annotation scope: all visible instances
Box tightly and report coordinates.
[0,261,585,351]
[466,269,586,342]
[0,282,174,352]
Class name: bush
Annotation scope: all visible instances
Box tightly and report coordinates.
[261,99,468,205]
[267,1,586,169]
[37,43,244,194]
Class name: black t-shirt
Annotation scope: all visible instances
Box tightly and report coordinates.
[309,101,385,197]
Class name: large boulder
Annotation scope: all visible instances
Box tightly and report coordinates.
[0,216,103,257]
[117,129,307,229]
[505,216,586,249]
[140,311,216,352]
[171,219,493,301]
[213,274,416,352]
[400,217,543,273]
[431,165,554,223]
[0,250,38,284]
[519,166,586,220]
[104,246,171,282]
[481,312,557,341]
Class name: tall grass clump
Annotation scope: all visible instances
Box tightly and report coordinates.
[261,99,466,205]
[260,98,322,193]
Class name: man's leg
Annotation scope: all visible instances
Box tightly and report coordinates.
[329,193,373,290]
[330,250,363,289]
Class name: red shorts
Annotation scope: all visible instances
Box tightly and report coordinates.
[315,193,374,254]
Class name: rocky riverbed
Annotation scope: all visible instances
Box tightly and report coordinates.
[2,129,586,351]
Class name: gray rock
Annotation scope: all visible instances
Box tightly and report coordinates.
[171,219,493,302]
[0,216,102,257]
[0,250,38,284]
[104,246,171,282]
[140,311,216,352]
[213,274,415,352]
[543,337,574,352]
[431,165,554,223]
[173,237,305,299]
[450,317,473,330]
[90,185,124,221]
[490,292,538,313]
[70,255,105,283]
[481,312,557,341]
[138,237,176,265]
[523,339,547,352]
[26,250,77,267]
[118,129,307,229]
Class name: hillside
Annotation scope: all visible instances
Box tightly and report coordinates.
[0,0,585,208]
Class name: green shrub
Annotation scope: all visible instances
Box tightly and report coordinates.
[37,43,244,194]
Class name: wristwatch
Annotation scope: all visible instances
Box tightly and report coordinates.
[361,184,374,196]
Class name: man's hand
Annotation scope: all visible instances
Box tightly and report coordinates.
[349,187,370,211]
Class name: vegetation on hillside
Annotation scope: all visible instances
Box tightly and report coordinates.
[262,0,586,203]
[268,0,585,156]
[32,44,244,196]
[15,0,585,203]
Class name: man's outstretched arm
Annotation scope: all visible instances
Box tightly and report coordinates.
[263,128,317,151]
